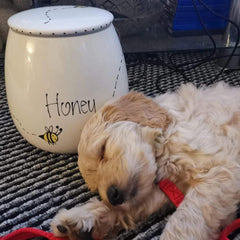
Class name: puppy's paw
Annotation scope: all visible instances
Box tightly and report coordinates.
[51,207,95,240]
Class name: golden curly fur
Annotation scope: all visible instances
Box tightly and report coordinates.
[51,82,240,240]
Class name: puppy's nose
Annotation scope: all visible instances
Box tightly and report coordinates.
[107,185,124,205]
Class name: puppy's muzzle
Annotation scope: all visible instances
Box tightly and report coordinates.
[107,185,124,205]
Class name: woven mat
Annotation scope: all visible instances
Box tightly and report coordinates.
[1,51,240,240]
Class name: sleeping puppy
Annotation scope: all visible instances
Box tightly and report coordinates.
[51,82,240,240]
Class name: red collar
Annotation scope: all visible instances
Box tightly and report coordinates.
[158,179,184,207]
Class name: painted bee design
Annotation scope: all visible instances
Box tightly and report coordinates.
[39,125,63,145]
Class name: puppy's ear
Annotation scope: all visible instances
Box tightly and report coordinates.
[78,135,107,192]
[102,92,171,129]
[77,113,109,192]
[141,126,164,158]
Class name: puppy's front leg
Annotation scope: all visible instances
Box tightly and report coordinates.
[160,193,215,240]
[51,197,117,240]
[160,171,239,240]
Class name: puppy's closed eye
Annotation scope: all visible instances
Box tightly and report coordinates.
[100,145,105,160]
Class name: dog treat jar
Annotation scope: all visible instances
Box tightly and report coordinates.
[5,6,129,153]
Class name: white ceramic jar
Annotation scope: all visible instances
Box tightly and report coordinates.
[5,6,129,153]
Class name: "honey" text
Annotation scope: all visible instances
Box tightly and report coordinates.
[45,93,96,118]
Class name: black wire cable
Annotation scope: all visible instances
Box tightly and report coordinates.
[139,53,191,83]
[127,53,191,91]
[167,0,217,72]
[168,0,240,81]
[168,0,217,72]
[197,0,240,84]
[132,0,240,87]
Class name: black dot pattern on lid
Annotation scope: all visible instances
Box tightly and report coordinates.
[10,22,111,37]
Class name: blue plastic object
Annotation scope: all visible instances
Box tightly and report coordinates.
[172,0,231,34]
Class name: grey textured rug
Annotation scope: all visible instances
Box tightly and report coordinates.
[1,51,240,240]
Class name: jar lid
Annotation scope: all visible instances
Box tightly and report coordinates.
[8,6,113,37]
